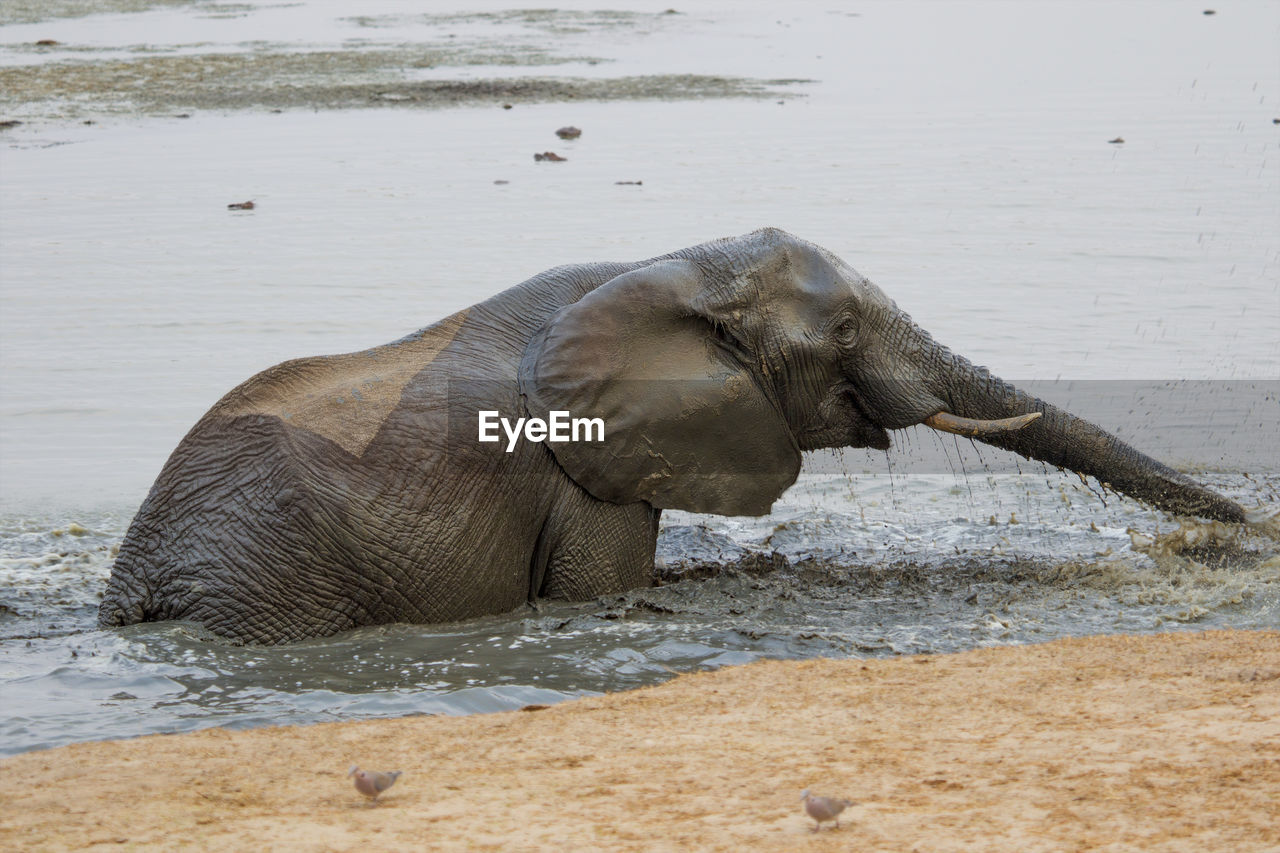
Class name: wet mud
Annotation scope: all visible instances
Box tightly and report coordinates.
[1,5,806,123]
[1,0,207,26]
[1,55,802,122]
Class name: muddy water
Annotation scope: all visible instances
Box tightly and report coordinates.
[1,1,1278,757]
[3,467,1278,757]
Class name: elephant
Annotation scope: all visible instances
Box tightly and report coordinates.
[98,228,1250,644]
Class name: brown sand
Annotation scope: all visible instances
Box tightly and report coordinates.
[2,629,1277,851]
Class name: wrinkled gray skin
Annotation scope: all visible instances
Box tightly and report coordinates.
[99,229,1248,644]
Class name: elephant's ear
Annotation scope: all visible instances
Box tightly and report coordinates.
[519,259,800,516]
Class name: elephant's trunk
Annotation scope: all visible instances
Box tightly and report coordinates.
[867,314,1248,524]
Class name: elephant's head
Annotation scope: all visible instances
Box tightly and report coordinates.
[520,228,1247,523]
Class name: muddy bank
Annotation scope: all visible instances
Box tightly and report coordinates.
[0,5,807,123]
[1,0,199,26]
[2,629,1276,851]
[1,55,803,121]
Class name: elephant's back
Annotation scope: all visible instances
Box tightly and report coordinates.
[206,309,470,460]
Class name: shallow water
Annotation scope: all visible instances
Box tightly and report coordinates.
[1,0,1277,757]
[3,466,1278,757]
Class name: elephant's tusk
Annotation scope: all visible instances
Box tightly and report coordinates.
[924,410,1042,437]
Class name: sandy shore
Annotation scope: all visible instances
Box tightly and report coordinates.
[3,629,1277,851]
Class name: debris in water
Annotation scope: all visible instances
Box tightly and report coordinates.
[35,39,60,46]
[1245,504,1280,541]
[1108,137,1125,144]
[615,180,643,185]
[534,151,567,162]
[555,126,582,139]
[1129,520,1238,558]
[227,201,256,210]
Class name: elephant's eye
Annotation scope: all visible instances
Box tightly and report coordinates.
[834,317,857,342]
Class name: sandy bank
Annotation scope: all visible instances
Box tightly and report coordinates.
[2,629,1277,851]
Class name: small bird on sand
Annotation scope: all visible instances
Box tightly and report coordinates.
[348,765,402,802]
[801,789,853,831]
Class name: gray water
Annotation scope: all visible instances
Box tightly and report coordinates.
[1,1,1277,758]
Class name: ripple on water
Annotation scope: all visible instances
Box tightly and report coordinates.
[1,468,1276,757]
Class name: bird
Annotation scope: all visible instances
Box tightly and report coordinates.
[348,765,402,802]
[801,789,853,831]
